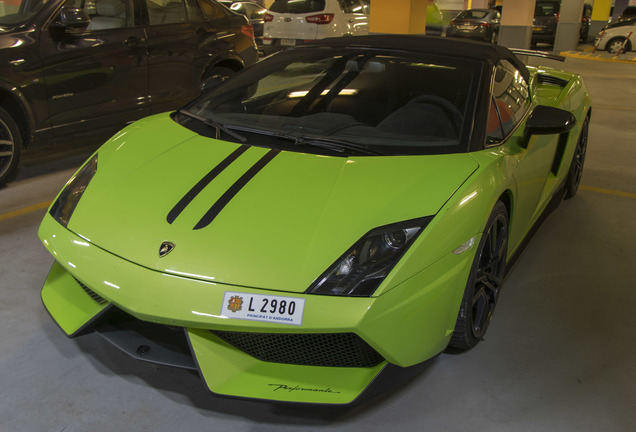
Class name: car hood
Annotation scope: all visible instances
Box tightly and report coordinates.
[68,113,478,293]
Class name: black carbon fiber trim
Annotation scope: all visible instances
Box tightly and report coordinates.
[211,331,385,367]
[73,277,108,305]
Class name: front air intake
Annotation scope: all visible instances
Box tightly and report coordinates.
[211,331,385,367]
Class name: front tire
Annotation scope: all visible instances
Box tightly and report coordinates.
[0,106,21,187]
[564,117,588,199]
[448,201,508,351]
[606,37,630,54]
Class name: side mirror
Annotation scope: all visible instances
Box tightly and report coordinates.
[52,7,91,29]
[525,105,576,136]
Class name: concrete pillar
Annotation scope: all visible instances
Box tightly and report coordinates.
[590,0,611,40]
[497,0,534,49]
[369,0,428,34]
[553,0,585,52]
[612,0,630,21]
[469,0,491,8]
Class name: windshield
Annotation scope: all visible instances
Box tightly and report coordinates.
[457,10,490,20]
[0,0,48,26]
[182,47,480,156]
[269,0,325,14]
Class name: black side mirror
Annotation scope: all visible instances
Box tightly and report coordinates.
[525,105,577,136]
[51,7,91,29]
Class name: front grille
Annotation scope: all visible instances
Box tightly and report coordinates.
[538,74,569,87]
[211,331,385,368]
[73,277,108,305]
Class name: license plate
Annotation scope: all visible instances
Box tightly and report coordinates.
[280,38,296,46]
[221,291,305,326]
[460,25,476,30]
[532,26,542,32]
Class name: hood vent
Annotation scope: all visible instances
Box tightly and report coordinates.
[537,74,569,87]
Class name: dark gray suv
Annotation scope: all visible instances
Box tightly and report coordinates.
[0,0,258,186]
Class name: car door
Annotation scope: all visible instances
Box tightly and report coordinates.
[39,0,150,138]
[143,0,214,114]
[487,60,559,248]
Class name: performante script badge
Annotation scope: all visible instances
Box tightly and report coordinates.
[227,295,243,313]
[158,241,175,257]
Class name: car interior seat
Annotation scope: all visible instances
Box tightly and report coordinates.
[87,0,127,30]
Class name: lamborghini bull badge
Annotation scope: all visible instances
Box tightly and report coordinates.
[159,241,175,257]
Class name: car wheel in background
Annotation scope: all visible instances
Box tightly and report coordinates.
[0,107,22,187]
[606,37,630,54]
[448,201,508,351]
[564,117,589,199]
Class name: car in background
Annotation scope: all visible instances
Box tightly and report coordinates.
[617,5,636,22]
[262,0,370,55]
[39,35,591,404]
[531,0,560,45]
[531,1,593,45]
[446,8,500,43]
[594,17,636,53]
[0,0,257,186]
[218,1,267,47]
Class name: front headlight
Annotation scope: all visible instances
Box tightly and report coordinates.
[306,217,432,297]
[49,154,98,227]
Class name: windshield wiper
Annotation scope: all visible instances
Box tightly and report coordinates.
[177,109,247,143]
[225,124,383,156]
[292,136,384,156]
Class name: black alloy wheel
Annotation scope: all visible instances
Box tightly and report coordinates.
[564,116,588,199]
[448,201,508,351]
[0,107,21,187]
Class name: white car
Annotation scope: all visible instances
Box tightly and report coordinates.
[594,17,636,54]
[263,0,369,54]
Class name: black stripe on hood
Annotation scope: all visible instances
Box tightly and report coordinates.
[194,149,282,230]
[167,145,249,224]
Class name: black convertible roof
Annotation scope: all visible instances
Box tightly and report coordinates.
[306,35,530,82]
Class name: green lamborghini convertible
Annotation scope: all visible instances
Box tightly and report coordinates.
[39,35,590,404]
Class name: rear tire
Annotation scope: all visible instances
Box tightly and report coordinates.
[0,106,21,187]
[564,117,588,199]
[448,201,508,351]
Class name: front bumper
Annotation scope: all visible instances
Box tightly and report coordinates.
[39,213,476,403]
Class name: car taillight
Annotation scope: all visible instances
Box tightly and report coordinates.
[480,22,491,28]
[556,12,560,23]
[241,24,254,39]
[264,13,273,22]
[305,13,334,24]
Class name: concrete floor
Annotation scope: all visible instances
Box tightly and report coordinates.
[1,55,635,432]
